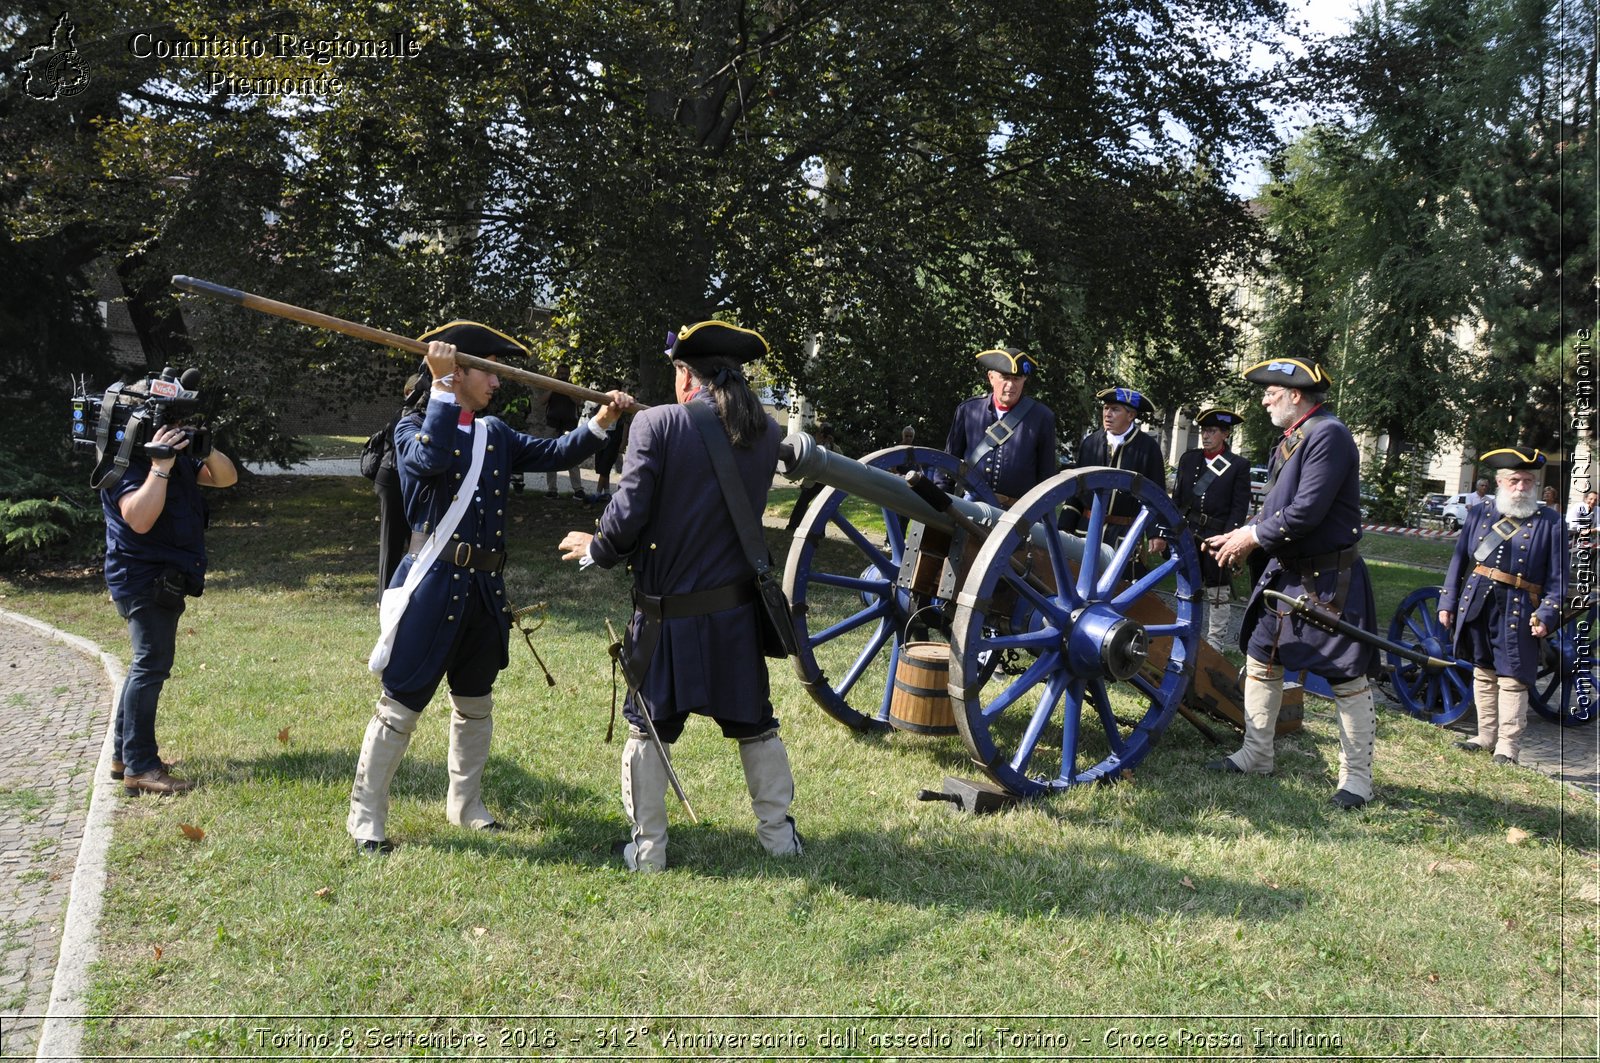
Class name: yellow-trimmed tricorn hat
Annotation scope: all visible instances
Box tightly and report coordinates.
[1096,386,1155,419]
[975,347,1038,377]
[1196,408,1242,430]
[1242,357,1331,393]
[667,321,769,364]
[418,320,530,359]
[1479,446,1546,472]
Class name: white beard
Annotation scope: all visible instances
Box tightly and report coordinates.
[1497,487,1539,519]
[1269,406,1295,429]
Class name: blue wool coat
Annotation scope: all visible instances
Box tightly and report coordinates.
[944,394,1058,501]
[1238,408,1379,680]
[590,395,781,726]
[1439,501,1565,686]
[382,398,606,694]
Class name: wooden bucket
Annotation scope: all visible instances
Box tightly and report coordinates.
[889,641,957,734]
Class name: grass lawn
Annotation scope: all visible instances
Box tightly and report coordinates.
[2,479,1594,1058]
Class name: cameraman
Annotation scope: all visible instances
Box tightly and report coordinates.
[101,423,236,795]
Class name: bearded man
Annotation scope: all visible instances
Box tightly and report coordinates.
[1203,358,1379,809]
[1438,448,1566,765]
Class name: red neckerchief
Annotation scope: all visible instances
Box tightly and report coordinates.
[457,408,474,428]
[1204,446,1224,459]
[1282,403,1323,438]
[993,399,1013,415]
[686,386,704,402]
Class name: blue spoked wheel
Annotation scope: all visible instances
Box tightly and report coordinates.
[1530,594,1599,726]
[1385,586,1474,726]
[782,445,998,732]
[947,467,1200,797]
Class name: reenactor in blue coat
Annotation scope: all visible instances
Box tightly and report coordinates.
[1203,358,1379,810]
[1062,387,1170,556]
[943,347,1058,504]
[1175,408,1251,649]
[1438,448,1566,765]
[347,322,634,853]
[559,321,802,873]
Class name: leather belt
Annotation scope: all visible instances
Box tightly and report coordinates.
[408,531,506,574]
[1472,564,1542,599]
[634,579,755,620]
[1105,515,1134,527]
[1278,545,1360,618]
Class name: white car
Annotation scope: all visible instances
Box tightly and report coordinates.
[1440,493,1475,530]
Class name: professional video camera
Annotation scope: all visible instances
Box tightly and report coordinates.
[70,367,213,489]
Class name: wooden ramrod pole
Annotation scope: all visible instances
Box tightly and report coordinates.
[170,275,647,411]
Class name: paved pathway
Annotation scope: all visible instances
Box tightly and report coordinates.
[0,613,115,1060]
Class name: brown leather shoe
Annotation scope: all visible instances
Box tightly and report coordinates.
[111,758,174,780]
[123,767,196,796]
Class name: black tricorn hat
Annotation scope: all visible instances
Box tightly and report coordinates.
[975,347,1039,376]
[1479,446,1546,472]
[1196,408,1242,430]
[1242,357,1331,393]
[418,320,530,359]
[1096,386,1155,419]
[667,321,769,364]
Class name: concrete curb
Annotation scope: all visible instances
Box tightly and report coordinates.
[0,609,124,1063]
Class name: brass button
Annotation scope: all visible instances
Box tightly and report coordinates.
[453,449,461,457]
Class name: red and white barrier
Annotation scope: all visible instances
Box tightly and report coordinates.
[1362,524,1457,539]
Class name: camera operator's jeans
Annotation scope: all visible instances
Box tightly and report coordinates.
[113,589,185,776]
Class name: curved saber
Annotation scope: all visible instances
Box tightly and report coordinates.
[170,275,648,411]
[1263,589,1456,671]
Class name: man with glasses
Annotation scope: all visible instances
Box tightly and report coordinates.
[1437,448,1565,766]
[1202,359,1379,810]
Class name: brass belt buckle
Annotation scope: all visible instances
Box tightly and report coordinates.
[985,418,1017,448]
[453,542,471,567]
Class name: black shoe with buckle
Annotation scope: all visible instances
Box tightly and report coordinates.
[1454,740,1485,753]
[1492,753,1514,765]
[1203,757,1243,773]
[357,839,395,855]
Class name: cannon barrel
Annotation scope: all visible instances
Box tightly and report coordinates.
[778,433,1103,565]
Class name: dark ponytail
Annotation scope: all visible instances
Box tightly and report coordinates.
[676,357,769,448]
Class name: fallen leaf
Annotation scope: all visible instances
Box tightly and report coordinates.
[473,926,488,937]
[1180,876,1196,891]
[1504,918,1518,930]
[153,946,163,961]
[314,887,333,900]
[179,823,205,842]
[1506,827,1531,846]
[1426,861,1440,875]
[1427,973,1439,983]
[1255,874,1281,890]
[197,662,206,670]
[1120,770,1135,784]
[277,727,291,744]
